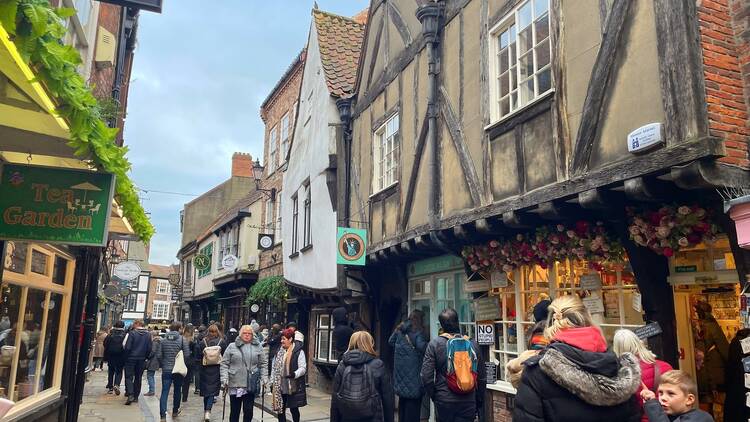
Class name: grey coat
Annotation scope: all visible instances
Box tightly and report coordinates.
[158,331,191,373]
[146,337,161,371]
[220,336,268,389]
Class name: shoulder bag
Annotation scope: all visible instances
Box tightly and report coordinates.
[240,343,261,395]
[172,337,188,376]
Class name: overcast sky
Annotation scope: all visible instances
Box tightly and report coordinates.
[125,0,369,265]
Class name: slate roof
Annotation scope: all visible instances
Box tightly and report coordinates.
[312,9,366,98]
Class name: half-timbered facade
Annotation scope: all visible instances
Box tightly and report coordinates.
[344,1,750,420]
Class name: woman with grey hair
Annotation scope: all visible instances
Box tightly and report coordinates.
[220,325,268,422]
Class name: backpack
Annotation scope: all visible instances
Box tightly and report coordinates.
[202,338,222,366]
[106,332,125,355]
[440,333,478,395]
[336,362,379,419]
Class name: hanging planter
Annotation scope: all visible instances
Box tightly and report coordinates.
[725,195,750,249]
[626,205,721,257]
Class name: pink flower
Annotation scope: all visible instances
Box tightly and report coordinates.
[695,208,706,218]
[629,226,640,235]
[656,226,670,239]
[663,247,674,257]
[556,224,565,232]
[678,237,689,247]
[471,264,479,271]
[678,206,691,215]
[489,240,500,248]
[567,230,576,239]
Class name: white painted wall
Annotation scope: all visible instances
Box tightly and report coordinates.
[282,24,341,291]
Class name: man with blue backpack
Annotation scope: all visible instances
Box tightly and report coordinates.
[421,308,486,422]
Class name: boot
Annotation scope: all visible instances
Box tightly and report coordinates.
[124,396,134,405]
[204,410,210,421]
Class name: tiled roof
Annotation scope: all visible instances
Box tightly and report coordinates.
[313,9,366,98]
[148,264,174,279]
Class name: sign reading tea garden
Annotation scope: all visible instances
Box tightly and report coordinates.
[0,164,115,246]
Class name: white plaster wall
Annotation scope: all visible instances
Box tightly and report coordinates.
[239,201,263,270]
[194,234,217,297]
[282,24,341,290]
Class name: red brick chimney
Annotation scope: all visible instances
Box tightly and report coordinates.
[231,152,254,178]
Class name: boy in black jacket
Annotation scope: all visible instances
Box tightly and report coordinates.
[640,370,714,422]
[122,319,152,405]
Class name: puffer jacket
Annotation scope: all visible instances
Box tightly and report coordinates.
[220,336,268,389]
[158,331,191,373]
[331,350,394,422]
[388,321,426,399]
[512,326,641,422]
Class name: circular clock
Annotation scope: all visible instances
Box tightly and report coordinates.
[259,235,274,249]
[250,304,260,313]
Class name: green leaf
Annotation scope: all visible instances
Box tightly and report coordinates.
[22,3,48,37]
[0,0,20,34]
[54,7,75,19]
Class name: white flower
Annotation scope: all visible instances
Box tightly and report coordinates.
[678,237,689,247]
[678,206,691,215]
[656,226,670,239]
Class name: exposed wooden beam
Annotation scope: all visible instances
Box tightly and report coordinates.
[387,2,413,46]
[366,16,386,89]
[570,0,632,174]
[475,217,502,234]
[453,224,471,240]
[624,176,672,202]
[502,210,530,229]
[550,0,570,181]
[671,159,750,190]
[578,188,611,209]
[535,201,572,220]
[401,115,430,231]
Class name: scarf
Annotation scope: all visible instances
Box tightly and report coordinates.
[284,343,295,377]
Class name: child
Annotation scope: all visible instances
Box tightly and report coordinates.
[640,370,714,422]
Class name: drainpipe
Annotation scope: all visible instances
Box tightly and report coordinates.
[335,96,353,227]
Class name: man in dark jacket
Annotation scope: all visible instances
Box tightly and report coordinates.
[421,308,485,422]
[104,320,127,395]
[389,310,427,422]
[332,307,354,361]
[192,324,206,394]
[157,322,191,419]
[122,319,153,405]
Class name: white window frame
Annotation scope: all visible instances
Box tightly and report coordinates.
[489,0,553,123]
[274,191,282,244]
[303,183,311,248]
[268,125,279,173]
[281,112,290,161]
[291,194,299,253]
[156,280,170,295]
[313,312,336,363]
[152,301,170,320]
[372,114,400,193]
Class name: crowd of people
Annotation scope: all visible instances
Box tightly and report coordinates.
[90,297,728,422]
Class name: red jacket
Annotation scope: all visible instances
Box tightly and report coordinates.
[636,359,673,422]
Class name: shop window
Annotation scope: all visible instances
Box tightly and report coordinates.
[313,312,335,363]
[0,242,73,414]
[124,294,138,312]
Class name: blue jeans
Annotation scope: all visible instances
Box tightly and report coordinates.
[204,395,215,411]
[146,370,156,393]
[159,372,184,417]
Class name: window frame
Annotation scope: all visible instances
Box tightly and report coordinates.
[281,112,290,161]
[302,183,312,249]
[156,280,170,295]
[152,300,170,320]
[372,114,400,194]
[291,193,299,254]
[489,0,553,124]
[313,311,336,363]
[274,191,282,245]
[268,125,279,173]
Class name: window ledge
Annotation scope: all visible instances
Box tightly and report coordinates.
[369,181,399,202]
[289,252,299,259]
[484,90,555,134]
[486,380,517,395]
[300,244,313,253]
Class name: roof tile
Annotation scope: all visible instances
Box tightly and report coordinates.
[313,9,366,97]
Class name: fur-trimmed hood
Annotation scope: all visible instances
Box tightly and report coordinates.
[537,342,641,407]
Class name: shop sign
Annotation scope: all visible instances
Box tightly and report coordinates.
[485,362,497,384]
[582,295,605,314]
[113,261,141,281]
[476,323,495,345]
[337,227,367,266]
[627,122,663,153]
[168,273,180,286]
[474,297,501,321]
[491,271,509,288]
[464,278,490,293]
[0,164,115,246]
[221,254,239,272]
[194,254,211,271]
[408,255,463,277]
[580,273,602,291]
[634,321,662,340]
[675,265,697,273]
[740,337,750,354]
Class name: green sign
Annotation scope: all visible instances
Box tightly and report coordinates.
[408,255,464,277]
[194,254,211,271]
[337,227,367,266]
[0,164,115,246]
[675,265,698,273]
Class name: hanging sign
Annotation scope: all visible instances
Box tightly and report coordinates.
[337,227,367,266]
[582,295,605,314]
[474,297,501,321]
[632,291,642,313]
[464,278,490,293]
[113,261,141,281]
[194,254,211,271]
[627,122,663,153]
[491,271,509,288]
[634,321,663,340]
[0,164,115,246]
[485,362,497,384]
[258,234,274,250]
[580,274,602,291]
[221,254,239,272]
[476,323,495,345]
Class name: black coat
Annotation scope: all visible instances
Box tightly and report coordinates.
[331,350,394,422]
[512,342,641,422]
[284,342,307,409]
[198,336,226,397]
[724,329,750,422]
[332,307,354,361]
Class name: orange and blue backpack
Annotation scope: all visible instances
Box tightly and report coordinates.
[440,333,478,394]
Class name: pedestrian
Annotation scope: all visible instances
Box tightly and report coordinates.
[693,301,728,413]
[181,324,196,401]
[613,329,673,422]
[144,330,161,397]
[512,295,641,422]
[389,310,427,422]
[267,324,282,375]
[157,321,191,420]
[103,320,127,395]
[93,326,108,371]
[193,324,207,394]
[227,327,239,345]
[220,324,269,422]
[505,320,548,388]
[639,370,714,422]
[421,308,485,422]
[270,328,307,422]
[724,328,750,422]
[285,321,305,346]
[122,319,153,405]
[331,331,394,422]
[198,324,227,421]
[332,307,354,362]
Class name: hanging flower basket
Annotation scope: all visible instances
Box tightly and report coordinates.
[725,195,750,249]
[626,205,720,256]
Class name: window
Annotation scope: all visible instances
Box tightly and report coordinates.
[313,312,336,363]
[156,280,170,295]
[218,230,227,264]
[230,224,239,257]
[490,0,552,122]
[124,294,138,311]
[268,125,279,173]
[291,194,299,253]
[74,0,92,27]
[198,243,213,278]
[303,184,311,248]
[1,242,73,413]
[373,114,400,192]
[275,192,282,245]
[265,199,275,236]
[152,301,170,320]
[281,112,290,160]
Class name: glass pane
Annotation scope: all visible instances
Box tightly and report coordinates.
[499,31,508,49]
[537,68,552,93]
[39,293,62,394]
[0,283,23,400]
[518,1,532,29]
[510,91,518,111]
[52,258,67,286]
[499,47,509,73]
[518,25,533,55]
[534,0,548,16]
[500,72,509,96]
[519,53,534,81]
[510,66,517,90]
[318,330,329,360]
[500,97,510,116]
[536,39,551,70]
[519,78,534,107]
[4,242,28,275]
[535,13,550,43]
[23,289,45,397]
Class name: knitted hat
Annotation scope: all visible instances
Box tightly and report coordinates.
[533,299,551,323]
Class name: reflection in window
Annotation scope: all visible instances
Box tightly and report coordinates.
[52,257,68,286]
[30,251,48,276]
[4,242,28,275]
[40,293,62,395]
[0,283,23,400]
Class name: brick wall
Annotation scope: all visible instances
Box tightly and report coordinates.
[491,391,514,422]
[89,4,120,99]
[698,0,750,168]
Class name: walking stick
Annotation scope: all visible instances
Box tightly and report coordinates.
[222,386,227,421]
[260,384,265,421]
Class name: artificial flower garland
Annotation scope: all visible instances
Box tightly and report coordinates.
[626,205,720,257]
[462,221,626,274]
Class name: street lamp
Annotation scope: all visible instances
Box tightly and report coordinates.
[252,159,277,201]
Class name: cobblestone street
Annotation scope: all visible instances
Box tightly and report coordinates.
[78,368,332,421]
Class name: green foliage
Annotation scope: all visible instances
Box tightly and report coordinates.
[245,276,288,309]
[0,0,154,241]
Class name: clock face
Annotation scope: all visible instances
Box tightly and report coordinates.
[259,235,273,249]
[250,304,260,313]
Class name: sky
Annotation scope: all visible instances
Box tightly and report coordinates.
[125,0,369,266]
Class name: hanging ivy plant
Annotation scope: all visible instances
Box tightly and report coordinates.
[245,276,288,309]
[0,0,154,241]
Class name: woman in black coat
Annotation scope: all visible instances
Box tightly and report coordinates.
[198,324,227,416]
[513,295,641,422]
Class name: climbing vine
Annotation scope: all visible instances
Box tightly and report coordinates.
[245,276,288,309]
[0,0,154,241]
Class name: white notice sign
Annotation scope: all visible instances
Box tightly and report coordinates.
[741,336,750,354]
[476,323,495,345]
[474,297,501,321]
[627,122,663,153]
[632,292,642,313]
[464,278,490,293]
[583,296,605,314]
[580,274,602,291]
[491,272,509,288]
[745,373,750,389]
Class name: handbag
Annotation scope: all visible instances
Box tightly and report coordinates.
[172,338,188,376]
[240,344,261,395]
